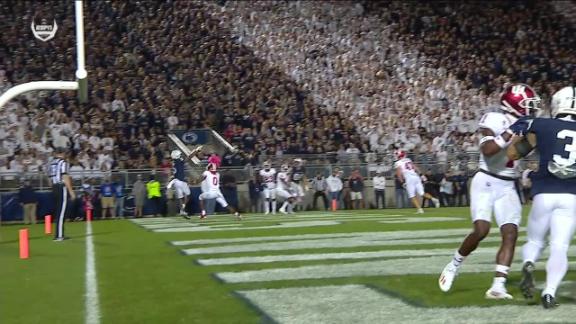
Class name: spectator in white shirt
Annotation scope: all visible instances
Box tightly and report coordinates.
[326,168,343,210]
[167,113,179,130]
[373,171,387,209]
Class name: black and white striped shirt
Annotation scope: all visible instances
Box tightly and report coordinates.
[49,158,69,184]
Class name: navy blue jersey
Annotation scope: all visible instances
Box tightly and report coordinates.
[173,158,186,181]
[291,166,306,183]
[527,118,576,195]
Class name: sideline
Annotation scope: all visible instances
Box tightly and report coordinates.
[85,221,101,324]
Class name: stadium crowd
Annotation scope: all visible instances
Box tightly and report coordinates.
[0,0,574,181]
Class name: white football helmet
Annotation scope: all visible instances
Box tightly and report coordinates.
[171,150,182,160]
[551,86,576,118]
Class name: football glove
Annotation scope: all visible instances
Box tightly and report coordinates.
[508,117,533,136]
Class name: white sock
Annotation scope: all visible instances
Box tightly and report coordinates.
[281,201,289,210]
[452,251,466,267]
[272,200,277,213]
[491,276,507,290]
[544,246,568,297]
[264,201,269,214]
[288,203,294,213]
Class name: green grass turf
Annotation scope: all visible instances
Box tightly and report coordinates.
[3,207,572,324]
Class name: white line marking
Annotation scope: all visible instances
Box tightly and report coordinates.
[216,255,576,283]
[85,221,101,324]
[197,247,498,266]
[238,285,576,323]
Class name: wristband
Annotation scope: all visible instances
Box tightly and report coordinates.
[479,136,495,145]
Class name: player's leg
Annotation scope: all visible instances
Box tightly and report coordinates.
[175,181,186,216]
[541,194,576,308]
[520,193,551,299]
[198,192,207,218]
[278,189,290,214]
[486,184,522,299]
[263,189,270,214]
[271,189,277,214]
[423,192,440,208]
[407,179,423,213]
[439,173,492,292]
[215,192,241,220]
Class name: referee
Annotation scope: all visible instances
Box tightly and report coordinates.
[49,148,75,241]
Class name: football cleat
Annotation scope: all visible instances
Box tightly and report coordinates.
[416,208,424,214]
[433,198,440,208]
[485,288,513,300]
[279,207,288,215]
[520,261,535,299]
[541,294,559,309]
[235,212,242,220]
[439,262,459,292]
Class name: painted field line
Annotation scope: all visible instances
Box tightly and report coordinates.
[155,220,341,233]
[183,234,518,255]
[136,215,402,227]
[238,285,576,323]
[199,245,576,266]
[197,247,498,266]
[216,254,576,283]
[152,215,466,233]
[172,227,524,246]
[85,221,100,324]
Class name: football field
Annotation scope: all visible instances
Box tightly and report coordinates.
[2,207,576,324]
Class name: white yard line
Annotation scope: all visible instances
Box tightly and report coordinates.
[85,221,101,324]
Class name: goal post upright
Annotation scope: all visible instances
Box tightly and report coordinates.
[75,0,88,103]
[0,0,87,108]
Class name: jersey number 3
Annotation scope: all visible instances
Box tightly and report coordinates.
[554,130,576,165]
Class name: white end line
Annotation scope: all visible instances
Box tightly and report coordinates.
[85,221,101,324]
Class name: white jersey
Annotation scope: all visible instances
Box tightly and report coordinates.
[276,171,291,190]
[394,158,419,179]
[260,168,277,189]
[478,112,519,178]
[201,171,220,192]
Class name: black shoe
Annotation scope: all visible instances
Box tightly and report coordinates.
[542,294,559,309]
[520,261,535,299]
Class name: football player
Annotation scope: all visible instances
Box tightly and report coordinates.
[290,158,308,211]
[276,164,295,214]
[507,86,576,308]
[259,161,277,214]
[395,150,440,214]
[167,150,192,218]
[439,83,541,299]
[198,163,241,220]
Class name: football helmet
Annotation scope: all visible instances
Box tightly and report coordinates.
[551,86,576,118]
[281,164,289,172]
[395,150,406,160]
[500,83,541,117]
[206,163,217,172]
[171,150,182,160]
[263,161,271,170]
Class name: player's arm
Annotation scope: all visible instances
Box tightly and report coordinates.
[507,133,537,161]
[479,127,514,157]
